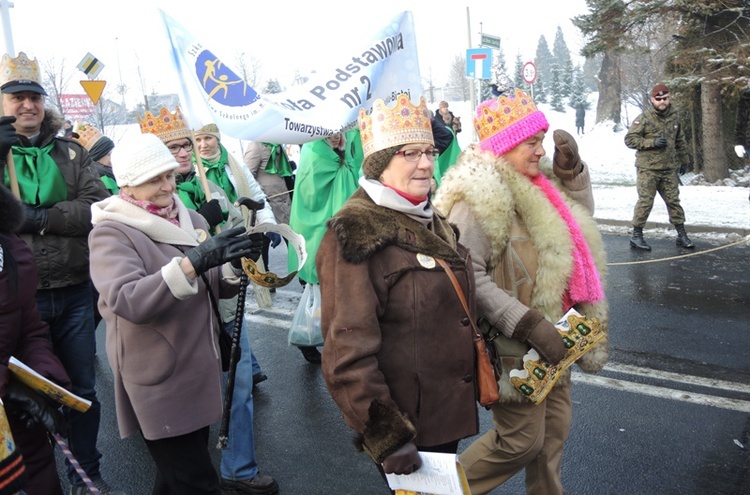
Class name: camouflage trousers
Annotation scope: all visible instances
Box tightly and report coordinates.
[631,168,686,228]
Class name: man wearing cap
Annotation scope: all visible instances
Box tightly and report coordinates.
[625,83,694,250]
[0,52,122,495]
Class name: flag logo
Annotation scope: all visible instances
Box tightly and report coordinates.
[195,50,259,107]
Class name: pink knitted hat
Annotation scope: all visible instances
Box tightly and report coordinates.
[474,89,549,156]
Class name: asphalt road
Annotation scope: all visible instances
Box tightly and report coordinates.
[56,232,750,494]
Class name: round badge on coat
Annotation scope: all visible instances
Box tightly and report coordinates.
[417,253,436,269]
[195,229,208,242]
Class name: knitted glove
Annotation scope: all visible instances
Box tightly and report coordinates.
[0,116,20,159]
[382,441,422,475]
[5,378,69,437]
[511,309,566,365]
[654,136,668,148]
[19,204,49,235]
[553,129,582,180]
[196,199,224,228]
[186,226,256,276]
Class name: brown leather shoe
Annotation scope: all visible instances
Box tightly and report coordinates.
[221,473,278,494]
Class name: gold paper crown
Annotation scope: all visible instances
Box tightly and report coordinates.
[137,106,191,143]
[0,51,45,92]
[509,309,607,404]
[474,88,543,142]
[358,94,433,159]
[72,123,103,151]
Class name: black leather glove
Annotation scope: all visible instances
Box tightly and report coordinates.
[266,231,282,249]
[186,226,256,276]
[5,378,69,437]
[19,204,49,234]
[230,232,263,268]
[654,136,668,148]
[511,309,566,366]
[679,163,689,175]
[0,115,21,158]
[382,441,422,475]
[196,199,224,228]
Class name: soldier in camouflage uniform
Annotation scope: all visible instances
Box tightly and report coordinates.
[624,83,694,250]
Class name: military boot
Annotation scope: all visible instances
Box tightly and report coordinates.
[629,227,651,251]
[675,224,695,248]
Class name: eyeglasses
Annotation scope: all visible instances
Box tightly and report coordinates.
[393,148,439,162]
[167,141,193,155]
[654,96,669,102]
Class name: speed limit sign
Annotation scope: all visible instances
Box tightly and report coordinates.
[522,61,537,84]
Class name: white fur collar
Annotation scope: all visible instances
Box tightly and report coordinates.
[91,195,200,247]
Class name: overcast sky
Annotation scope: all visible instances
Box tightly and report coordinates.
[1,0,589,106]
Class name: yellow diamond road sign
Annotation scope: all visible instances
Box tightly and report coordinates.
[80,80,107,105]
[77,53,105,79]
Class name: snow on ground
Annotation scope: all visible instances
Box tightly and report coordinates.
[107,94,750,242]
[448,98,750,242]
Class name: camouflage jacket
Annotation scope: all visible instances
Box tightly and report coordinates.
[624,105,689,171]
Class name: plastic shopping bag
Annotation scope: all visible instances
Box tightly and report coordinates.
[288,283,324,346]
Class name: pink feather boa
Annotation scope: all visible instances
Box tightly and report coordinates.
[531,174,604,310]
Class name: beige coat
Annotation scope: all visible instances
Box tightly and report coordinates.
[434,146,609,403]
[243,141,291,225]
[89,195,240,440]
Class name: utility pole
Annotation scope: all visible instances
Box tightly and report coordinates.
[0,0,16,57]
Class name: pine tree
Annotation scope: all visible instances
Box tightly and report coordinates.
[514,54,525,91]
[569,65,590,110]
[534,36,554,103]
[550,63,566,112]
[552,26,574,98]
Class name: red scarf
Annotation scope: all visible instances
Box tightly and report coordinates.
[119,191,180,226]
[383,184,427,205]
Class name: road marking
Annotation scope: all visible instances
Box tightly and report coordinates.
[602,362,750,395]
[572,371,750,413]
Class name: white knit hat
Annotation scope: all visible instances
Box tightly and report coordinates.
[112,132,179,187]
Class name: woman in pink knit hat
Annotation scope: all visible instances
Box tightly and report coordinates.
[434,89,610,495]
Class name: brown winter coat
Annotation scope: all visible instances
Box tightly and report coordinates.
[316,188,479,463]
[89,196,239,440]
[3,110,109,290]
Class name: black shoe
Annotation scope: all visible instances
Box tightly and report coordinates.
[252,372,268,388]
[629,227,651,251]
[298,345,321,364]
[221,473,278,495]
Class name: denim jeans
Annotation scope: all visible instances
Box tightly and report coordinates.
[35,281,102,485]
[220,318,259,480]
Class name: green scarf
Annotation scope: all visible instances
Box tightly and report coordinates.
[264,143,294,177]
[100,175,119,195]
[199,145,237,203]
[176,174,208,210]
[4,142,67,207]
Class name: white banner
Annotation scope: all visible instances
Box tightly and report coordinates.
[159,10,423,145]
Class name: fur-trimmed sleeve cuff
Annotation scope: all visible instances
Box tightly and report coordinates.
[359,399,417,464]
[161,257,198,299]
